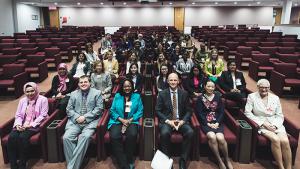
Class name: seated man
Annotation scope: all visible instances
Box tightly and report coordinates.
[63,75,103,169]
[155,73,194,169]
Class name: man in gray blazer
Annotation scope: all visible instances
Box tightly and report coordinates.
[63,75,103,169]
[155,73,194,169]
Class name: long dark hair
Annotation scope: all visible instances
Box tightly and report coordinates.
[127,63,139,76]
[76,52,87,62]
[189,65,204,79]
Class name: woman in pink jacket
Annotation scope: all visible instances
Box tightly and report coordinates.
[7,82,49,169]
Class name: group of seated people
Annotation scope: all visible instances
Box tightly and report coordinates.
[5,31,293,169]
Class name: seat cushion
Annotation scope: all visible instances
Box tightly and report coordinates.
[285,79,300,87]
[25,67,39,72]
[258,66,273,71]
[170,132,183,143]
[0,80,14,87]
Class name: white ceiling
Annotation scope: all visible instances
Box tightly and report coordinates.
[17,0,300,7]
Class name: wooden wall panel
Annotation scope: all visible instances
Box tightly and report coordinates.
[174,7,184,32]
[49,9,59,28]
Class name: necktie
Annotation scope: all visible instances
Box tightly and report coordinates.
[172,91,177,120]
[81,94,87,115]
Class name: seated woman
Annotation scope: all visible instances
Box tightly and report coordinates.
[156,64,169,93]
[194,43,210,69]
[8,82,49,169]
[83,45,99,64]
[170,45,182,66]
[204,48,224,82]
[175,50,194,77]
[245,79,292,169]
[185,65,207,100]
[91,60,112,102]
[70,52,91,78]
[103,50,119,80]
[126,52,141,74]
[49,63,75,113]
[219,60,247,107]
[154,53,170,76]
[108,78,143,169]
[195,80,233,169]
[126,63,143,93]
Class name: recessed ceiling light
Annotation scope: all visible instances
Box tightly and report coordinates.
[234,2,237,5]
[169,2,173,5]
[248,4,251,6]
[192,2,195,5]
[54,2,58,5]
[31,3,35,5]
[295,3,298,6]
[215,2,218,5]
[77,2,80,5]
[256,1,261,5]
[123,2,127,5]
[100,2,104,5]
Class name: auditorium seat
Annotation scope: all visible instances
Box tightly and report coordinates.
[248,53,274,80]
[235,46,252,70]
[192,108,240,161]
[0,99,59,163]
[56,109,107,162]
[239,111,299,164]
[44,48,61,70]
[0,64,28,98]
[25,54,48,82]
[270,63,300,97]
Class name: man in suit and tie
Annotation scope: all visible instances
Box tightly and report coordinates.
[63,75,103,169]
[155,73,194,169]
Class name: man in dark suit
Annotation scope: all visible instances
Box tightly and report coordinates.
[218,60,247,107]
[155,73,194,169]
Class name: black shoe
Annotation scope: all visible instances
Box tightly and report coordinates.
[179,158,186,169]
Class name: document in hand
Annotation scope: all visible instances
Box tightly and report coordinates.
[151,150,173,169]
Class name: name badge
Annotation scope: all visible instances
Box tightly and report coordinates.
[235,79,242,86]
[96,75,102,78]
[65,78,69,82]
[125,101,132,113]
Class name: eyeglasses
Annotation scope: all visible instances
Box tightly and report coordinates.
[25,90,35,93]
[258,86,270,89]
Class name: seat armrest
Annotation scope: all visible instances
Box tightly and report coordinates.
[224,109,240,135]
[284,117,300,140]
[0,118,15,137]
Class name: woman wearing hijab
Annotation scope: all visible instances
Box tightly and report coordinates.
[49,63,75,113]
[7,82,49,169]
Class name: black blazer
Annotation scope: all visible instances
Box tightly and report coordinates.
[126,73,143,93]
[70,61,91,76]
[155,88,192,123]
[218,71,246,93]
[50,74,75,97]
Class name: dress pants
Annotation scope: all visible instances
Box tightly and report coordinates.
[63,121,96,169]
[159,123,194,161]
[7,129,37,169]
[110,124,138,169]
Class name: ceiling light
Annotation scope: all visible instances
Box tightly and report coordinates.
[295,3,298,6]
[54,2,58,5]
[256,1,261,5]
[192,2,195,5]
[234,2,237,5]
[248,4,251,6]
[215,2,218,5]
[100,2,104,5]
[77,2,80,5]
[31,3,35,5]
[169,2,173,5]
